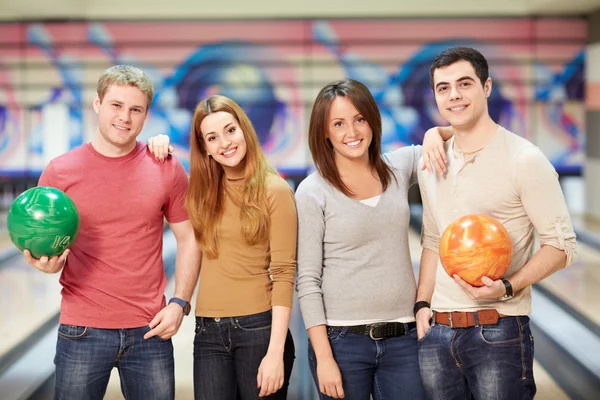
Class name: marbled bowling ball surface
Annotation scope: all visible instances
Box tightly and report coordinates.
[7,186,80,259]
[440,214,512,287]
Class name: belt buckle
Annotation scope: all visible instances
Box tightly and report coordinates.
[369,323,385,341]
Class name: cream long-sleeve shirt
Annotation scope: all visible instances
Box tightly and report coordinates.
[419,126,576,315]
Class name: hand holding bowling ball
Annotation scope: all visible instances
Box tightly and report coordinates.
[7,186,80,259]
[439,214,512,287]
[23,248,71,274]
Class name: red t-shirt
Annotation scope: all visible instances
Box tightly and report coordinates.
[39,141,189,328]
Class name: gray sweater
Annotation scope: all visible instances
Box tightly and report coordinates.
[296,146,421,329]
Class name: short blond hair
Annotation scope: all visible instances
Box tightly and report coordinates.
[96,65,154,109]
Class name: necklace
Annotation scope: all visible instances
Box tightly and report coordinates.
[454,145,485,156]
[453,124,499,156]
[227,176,245,182]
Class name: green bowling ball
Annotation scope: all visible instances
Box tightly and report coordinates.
[7,186,80,259]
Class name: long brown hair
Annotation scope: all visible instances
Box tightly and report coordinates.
[186,95,276,259]
[308,78,396,196]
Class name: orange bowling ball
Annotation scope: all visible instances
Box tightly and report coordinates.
[439,214,512,287]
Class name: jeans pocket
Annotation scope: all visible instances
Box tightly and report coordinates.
[417,326,433,343]
[519,316,531,330]
[195,319,204,334]
[57,324,89,340]
[234,313,272,331]
[144,325,171,342]
[480,319,521,345]
[530,334,534,358]
[327,327,347,344]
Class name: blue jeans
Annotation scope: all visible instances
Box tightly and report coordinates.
[308,325,425,400]
[193,310,295,400]
[418,315,536,400]
[54,324,174,400]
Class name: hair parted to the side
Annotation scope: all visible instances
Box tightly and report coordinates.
[429,47,490,90]
[308,78,396,197]
[96,65,154,109]
[186,95,277,259]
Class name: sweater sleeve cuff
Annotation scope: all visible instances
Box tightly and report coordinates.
[271,281,294,309]
[298,294,327,329]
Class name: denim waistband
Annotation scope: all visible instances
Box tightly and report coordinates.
[196,309,272,326]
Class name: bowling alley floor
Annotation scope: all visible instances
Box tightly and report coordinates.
[0,217,12,248]
[0,230,61,364]
[573,214,600,234]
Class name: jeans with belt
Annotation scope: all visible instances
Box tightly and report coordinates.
[418,315,536,400]
[308,322,425,400]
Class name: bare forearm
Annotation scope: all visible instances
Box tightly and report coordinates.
[173,239,201,301]
[267,305,292,356]
[438,126,454,141]
[417,248,439,303]
[307,325,334,360]
[508,245,567,292]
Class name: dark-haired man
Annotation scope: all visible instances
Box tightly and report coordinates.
[415,47,576,399]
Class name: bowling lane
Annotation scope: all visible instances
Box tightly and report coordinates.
[1,215,21,264]
[0,235,12,249]
[1,212,63,362]
[534,364,571,400]
[536,241,600,327]
[0,251,61,359]
[572,215,600,236]
[0,226,15,251]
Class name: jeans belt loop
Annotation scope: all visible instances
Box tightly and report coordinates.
[431,311,436,326]
[474,311,480,327]
[448,312,453,328]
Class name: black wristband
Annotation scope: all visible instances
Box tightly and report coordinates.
[500,278,513,297]
[414,301,431,317]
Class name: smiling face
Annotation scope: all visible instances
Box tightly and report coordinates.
[93,83,149,156]
[200,111,248,176]
[326,96,373,164]
[432,60,492,131]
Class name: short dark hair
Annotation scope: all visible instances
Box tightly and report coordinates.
[429,47,489,90]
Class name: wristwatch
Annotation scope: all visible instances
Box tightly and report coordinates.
[499,278,514,301]
[169,297,191,316]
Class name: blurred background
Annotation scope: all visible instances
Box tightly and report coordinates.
[1,0,600,399]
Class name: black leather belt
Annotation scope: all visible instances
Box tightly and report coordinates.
[327,322,416,340]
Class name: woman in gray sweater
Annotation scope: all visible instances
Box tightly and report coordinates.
[296,78,448,400]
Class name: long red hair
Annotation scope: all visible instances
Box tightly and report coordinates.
[186,95,276,259]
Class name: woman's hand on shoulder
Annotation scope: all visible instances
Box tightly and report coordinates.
[148,134,174,162]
